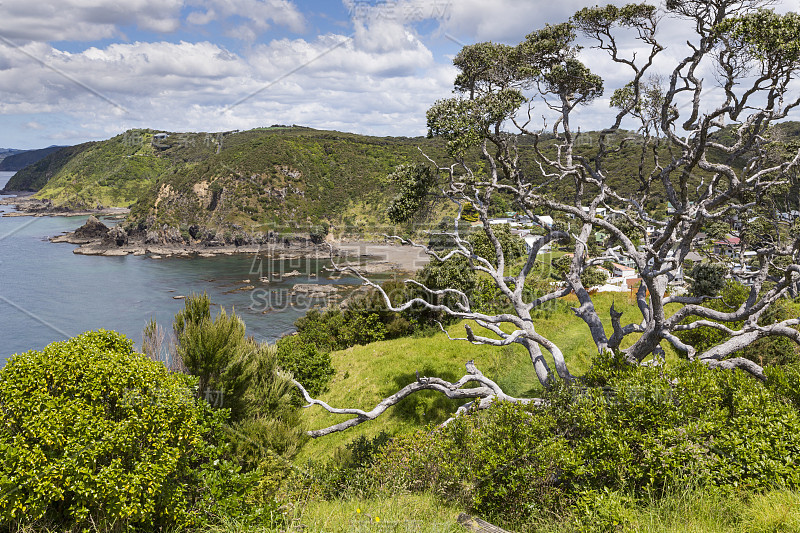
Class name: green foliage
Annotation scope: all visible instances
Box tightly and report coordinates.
[714,9,800,68]
[172,293,306,483]
[174,294,252,419]
[370,354,800,530]
[224,342,306,468]
[453,42,521,95]
[581,266,609,288]
[0,330,226,530]
[468,224,527,267]
[704,220,730,241]
[386,164,438,224]
[3,143,95,192]
[303,431,394,500]
[677,280,799,366]
[688,262,727,297]
[460,202,480,222]
[427,90,526,157]
[29,132,167,208]
[275,335,335,397]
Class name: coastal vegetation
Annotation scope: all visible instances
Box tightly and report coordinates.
[3,1,800,532]
[5,290,800,532]
[0,146,65,173]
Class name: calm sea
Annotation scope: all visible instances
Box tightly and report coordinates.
[0,171,351,364]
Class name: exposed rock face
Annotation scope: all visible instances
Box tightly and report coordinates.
[72,216,109,239]
[105,225,128,247]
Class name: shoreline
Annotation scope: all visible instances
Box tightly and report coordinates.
[53,235,429,272]
[0,196,430,272]
[0,195,130,218]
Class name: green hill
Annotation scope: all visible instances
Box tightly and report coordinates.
[3,143,96,192]
[0,145,66,172]
[7,122,798,240]
[124,127,449,234]
[5,127,452,238]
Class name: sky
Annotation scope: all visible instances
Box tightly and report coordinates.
[0,0,798,149]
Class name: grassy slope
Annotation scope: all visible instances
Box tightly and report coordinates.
[32,133,167,208]
[274,487,800,533]
[3,143,95,192]
[297,291,678,462]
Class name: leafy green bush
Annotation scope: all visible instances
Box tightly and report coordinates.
[0,330,225,530]
[294,431,394,501]
[369,354,800,530]
[275,335,335,397]
[676,281,800,366]
[688,262,727,297]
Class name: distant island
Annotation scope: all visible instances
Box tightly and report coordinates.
[0,145,65,171]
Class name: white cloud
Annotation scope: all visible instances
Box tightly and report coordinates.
[186,0,306,38]
[0,26,454,142]
[0,0,306,43]
[0,0,185,42]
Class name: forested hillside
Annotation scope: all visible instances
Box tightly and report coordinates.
[3,143,96,192]
[5,123,799,237]
[0,145,65,172]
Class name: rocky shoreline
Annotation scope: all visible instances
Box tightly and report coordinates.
[48,215,341,260]
[45,216,429,273]
[0,195,130,218]
[0,196,430,272]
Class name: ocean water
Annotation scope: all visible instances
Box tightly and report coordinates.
[0,171,354,363]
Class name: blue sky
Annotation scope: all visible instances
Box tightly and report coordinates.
[0,0,798,149]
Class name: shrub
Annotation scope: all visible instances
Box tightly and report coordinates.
[171,294,306,483]
[0,330,224,530]
[275,335,335,396]
[676,281,800,366]
[688,262,727,297]
[370,354,800,529]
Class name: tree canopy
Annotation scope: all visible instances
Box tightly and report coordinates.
[299,0,800,436]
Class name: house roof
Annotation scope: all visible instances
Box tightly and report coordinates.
[713,236,741,245]
[611,262,634,271]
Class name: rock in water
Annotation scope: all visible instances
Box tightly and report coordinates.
[105,225,128,247]
[72,216,109,239]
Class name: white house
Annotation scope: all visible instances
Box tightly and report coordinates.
[611,263,637,279]
[523,235,551,253]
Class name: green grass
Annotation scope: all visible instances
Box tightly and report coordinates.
[284,493,463,533]
[10,487,800,532]
[492,487,800,533]
[297,292,681,462]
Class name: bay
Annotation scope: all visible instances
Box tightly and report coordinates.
[0,171,350,364]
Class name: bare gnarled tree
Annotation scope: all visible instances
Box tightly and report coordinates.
[296,0,800,437]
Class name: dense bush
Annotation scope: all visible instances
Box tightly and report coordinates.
[169,294,306,485]
[676,281,800,366]
[367,354,800,531]
[0,330,226,530]
[688,262,728,297]
[297,432,394,501]
[275,335,335,397]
